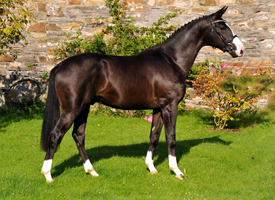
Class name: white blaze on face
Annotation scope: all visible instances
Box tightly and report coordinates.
[226,23,244,57]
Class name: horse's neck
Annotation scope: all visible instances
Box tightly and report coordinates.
[161,19,209,75]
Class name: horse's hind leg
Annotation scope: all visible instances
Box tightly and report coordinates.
[145,108,163,174]
[72,106,99,177]
[41,112,75,182]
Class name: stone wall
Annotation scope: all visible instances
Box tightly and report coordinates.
[0,0,275,78]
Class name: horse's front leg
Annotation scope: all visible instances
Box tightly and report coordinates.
[163,102,186,180]
[145,108,163,174]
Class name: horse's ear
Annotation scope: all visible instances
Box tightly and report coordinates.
[213,6,228,19]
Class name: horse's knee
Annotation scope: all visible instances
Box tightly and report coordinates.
[166,138,176,156]
[166,138,176,148]
[150,135,159,145]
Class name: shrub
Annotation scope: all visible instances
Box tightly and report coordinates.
[55,0,183,59]
[190,63,275,130]
[186,57,222,87]
[0,0,34,54]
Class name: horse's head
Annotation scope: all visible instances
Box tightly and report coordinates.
[207,6,244,58]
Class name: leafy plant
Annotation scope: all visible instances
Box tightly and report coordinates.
[0,0,35,54]
[190,63,275,130]
[187,58,216,87]
[41,71,49,80]
[55,0,183,59]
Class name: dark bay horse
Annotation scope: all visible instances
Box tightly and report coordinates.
[41,6,244,182]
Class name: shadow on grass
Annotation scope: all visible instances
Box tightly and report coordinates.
[0,113,43,133]
[226,111,272,129]
[188,109,272,129]
[52,136,231,177]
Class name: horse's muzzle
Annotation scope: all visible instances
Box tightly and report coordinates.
[232,37,244,57]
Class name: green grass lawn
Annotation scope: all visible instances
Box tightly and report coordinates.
[0,111,274,199]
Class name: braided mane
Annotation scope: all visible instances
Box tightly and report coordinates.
[152,15,208,48]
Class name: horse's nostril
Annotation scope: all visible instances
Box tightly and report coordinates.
[240,50,243,55]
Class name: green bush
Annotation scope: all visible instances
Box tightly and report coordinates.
[55,0,183,59]
[190,63,275,130]
[0,0,34,54]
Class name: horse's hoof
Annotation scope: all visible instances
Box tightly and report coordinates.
[46,178,54,183]
[88,169,100,177]
[150,171,158,175]
[42,171,54,183]
[176,174,187,180]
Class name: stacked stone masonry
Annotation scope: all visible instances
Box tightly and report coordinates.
[1,0,275,78]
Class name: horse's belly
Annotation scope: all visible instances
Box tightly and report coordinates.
[97,95,157,110]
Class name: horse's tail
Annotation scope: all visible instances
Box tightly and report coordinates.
[40,65,60,152]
